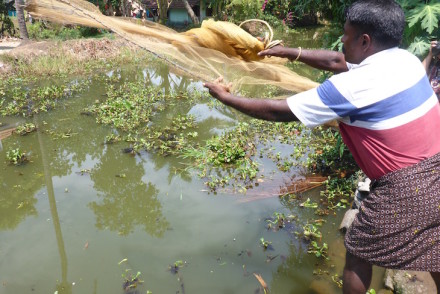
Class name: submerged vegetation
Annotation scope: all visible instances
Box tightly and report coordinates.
[118,259,146,293]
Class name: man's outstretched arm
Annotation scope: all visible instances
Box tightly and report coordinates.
[258,46,348,74]
[203,82,299,122]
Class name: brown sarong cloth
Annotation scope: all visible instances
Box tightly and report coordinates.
[345,152,440,271]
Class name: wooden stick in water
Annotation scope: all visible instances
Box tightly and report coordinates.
[0,127,15,140]
[237,176,327,203]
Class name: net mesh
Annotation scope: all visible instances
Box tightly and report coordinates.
[26,0,319,94]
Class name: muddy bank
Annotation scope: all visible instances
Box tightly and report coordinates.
[0,37,139,76]
[0,37,22,55]
[11,37,135,59]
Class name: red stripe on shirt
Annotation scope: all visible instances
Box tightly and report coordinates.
[339,104,440,179]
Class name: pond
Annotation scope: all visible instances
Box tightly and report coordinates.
[0,27,384,294]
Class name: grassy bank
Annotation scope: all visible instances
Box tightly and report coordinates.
[0,37,153,77]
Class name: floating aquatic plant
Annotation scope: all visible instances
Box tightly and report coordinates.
[6,147,28,165]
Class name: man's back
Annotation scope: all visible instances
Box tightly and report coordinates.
[290,47,440,179]
[335,48,440,179]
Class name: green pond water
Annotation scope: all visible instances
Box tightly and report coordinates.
[0,27,384,294]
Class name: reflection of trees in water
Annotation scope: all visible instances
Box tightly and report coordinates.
[269,236,339,294]
[0,136,41,230]
[0,66,189,233]
[0,104,107,230]
[89,146,169,237]
[0,61,217,232]
[269,243,313,293]
[0,175,38,230]
[141,61,193,95]
[0,102,110,230]
[37,126,72,294]
[144,150,193,185]
[39,94,109,171]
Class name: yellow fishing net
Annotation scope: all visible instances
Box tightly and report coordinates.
[26,0,319,93]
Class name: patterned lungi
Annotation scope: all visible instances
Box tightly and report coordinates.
[345,152,440,271]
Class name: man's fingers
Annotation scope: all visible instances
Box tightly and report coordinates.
[226,83,232,92]
[258,50,269,56]
[258,49,274,58]
[213,76,224,84]
[204,77,232,95]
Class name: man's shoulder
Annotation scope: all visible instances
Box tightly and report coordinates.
[341,48,424,79]
[324,49,428,106]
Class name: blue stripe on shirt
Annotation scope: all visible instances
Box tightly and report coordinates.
[317,80,356,117]
[317,76,434,122]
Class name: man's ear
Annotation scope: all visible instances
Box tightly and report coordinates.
[361,34,371,50]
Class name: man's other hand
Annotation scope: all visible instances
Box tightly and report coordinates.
[203,77,232,100]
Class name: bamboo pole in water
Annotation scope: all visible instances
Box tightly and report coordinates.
[0,127,16,140]
[237,176,327,203]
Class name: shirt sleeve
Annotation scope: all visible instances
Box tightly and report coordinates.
[286,81,344,128]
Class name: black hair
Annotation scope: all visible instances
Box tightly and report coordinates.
[346,0,405,48]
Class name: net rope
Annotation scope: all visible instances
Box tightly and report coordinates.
[26,0,319,94]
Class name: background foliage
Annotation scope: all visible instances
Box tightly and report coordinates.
[27,22,106,40]
[207,0,439,57]
[0,0,16,36]
[398,0,440,57]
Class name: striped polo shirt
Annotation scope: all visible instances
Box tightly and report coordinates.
[287,47,440,180]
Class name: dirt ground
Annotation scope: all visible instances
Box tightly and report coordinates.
[2,37,134,57]
[0,37,21,55]
[0,37,137,74]
[0,40,21,51]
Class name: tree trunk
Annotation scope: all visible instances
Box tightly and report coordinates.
[157,0,170,24]
[121,0,128,17]
[181,0,199,24]
[15,0,28,39]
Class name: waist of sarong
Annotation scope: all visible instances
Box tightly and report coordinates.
[371,151,440,189]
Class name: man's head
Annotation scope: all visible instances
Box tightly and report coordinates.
[341,0,405,64]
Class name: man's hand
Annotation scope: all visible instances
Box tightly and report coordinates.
[203,76,298,122]
[423,40,439,72]
[258,45,288,59]
[426,41,437,56]
[429,40,439,55]
[203,77,232,100]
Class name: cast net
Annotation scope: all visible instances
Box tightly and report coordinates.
[25,0,319,94]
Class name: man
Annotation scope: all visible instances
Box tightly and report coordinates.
[203,0,440,293]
